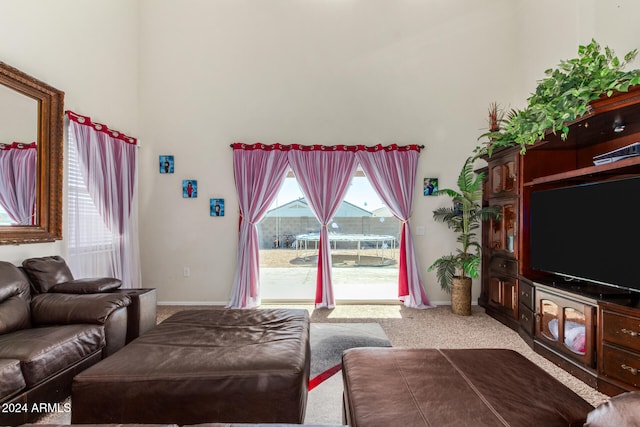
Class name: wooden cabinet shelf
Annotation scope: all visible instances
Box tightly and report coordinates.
[480,85,640,396]
[524,155,640,187]
[598,302,640,395]
[533,283,598,387]
[480,149,520,330]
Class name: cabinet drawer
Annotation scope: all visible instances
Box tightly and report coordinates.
[601,344,640,388]
[519,281,534,310]
[602,311,640,352]
[519,303,535,336]
[489,256,517,276]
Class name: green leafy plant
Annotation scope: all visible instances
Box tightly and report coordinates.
[428,157,500,292]
[478,39,640,155]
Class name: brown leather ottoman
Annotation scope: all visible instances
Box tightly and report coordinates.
[201,424,347,427]
[25,424,345,427]
[342,348,594,427]
[72,309,310,425]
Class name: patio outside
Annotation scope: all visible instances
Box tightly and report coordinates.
[258,175,401,302]
[259,246,400,302]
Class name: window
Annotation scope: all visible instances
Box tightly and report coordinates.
[67,128,113,253]
[0,205,12,225]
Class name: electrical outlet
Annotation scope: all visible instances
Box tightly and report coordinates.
[415,226,425,236]
[183,267,190,278]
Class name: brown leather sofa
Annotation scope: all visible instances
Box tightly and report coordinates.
[20,255,158,345]
[0,259,132,426]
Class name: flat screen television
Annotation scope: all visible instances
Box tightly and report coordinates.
[529,176,640,294]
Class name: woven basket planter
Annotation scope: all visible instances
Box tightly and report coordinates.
[451,277,472,316]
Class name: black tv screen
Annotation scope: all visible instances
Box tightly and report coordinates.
[529,176,640,293]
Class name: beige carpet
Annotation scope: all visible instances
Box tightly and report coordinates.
[37,303,608,425]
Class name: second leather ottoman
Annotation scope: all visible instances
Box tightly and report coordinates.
[71,308,310,425]
[341,348,594,427]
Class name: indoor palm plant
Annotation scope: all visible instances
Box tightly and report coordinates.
[428,156,499,315]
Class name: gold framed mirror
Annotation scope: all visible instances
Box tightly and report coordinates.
[0,61,64,244]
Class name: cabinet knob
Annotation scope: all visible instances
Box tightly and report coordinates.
[621,328,639,338]
[621,364,638,376]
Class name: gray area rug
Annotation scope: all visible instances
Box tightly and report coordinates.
[309,322,391,389]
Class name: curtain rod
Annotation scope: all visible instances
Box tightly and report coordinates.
[229,143,425,148]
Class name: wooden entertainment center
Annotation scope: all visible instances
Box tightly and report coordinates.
[479,86,640,396]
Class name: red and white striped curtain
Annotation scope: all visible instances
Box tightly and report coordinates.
[0,142,37,225]
[230,143,432,309]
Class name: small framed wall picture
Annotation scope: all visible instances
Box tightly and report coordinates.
[159,155,174,174]
[423,177,438,196]
[182,180,197,198]
[210,198,225,216]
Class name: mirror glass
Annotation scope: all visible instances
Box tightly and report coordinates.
[0,61,64,244]
[0,84,38,225]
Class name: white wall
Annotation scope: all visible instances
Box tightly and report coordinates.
[0,84,37,142]
[136,0,520,304]
[515,0,640,107]
[2,1,640,306]
[0,0,139,264]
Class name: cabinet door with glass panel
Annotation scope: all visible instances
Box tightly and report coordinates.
[535,288,596,367]
[488,276,517,318]
[489,199,518,257]
[489,150,519,197]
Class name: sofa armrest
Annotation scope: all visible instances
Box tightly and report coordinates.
[31,292,131,326]
[49,277,122,294]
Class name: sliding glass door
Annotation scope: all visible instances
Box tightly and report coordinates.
[258,171,399,302]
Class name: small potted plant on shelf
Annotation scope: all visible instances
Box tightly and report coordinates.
[428,156,500,316]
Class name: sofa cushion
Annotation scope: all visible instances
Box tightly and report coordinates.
[0,261,32,334]
[22,256,74,293]
[50,277,122,294]
[0,324,104,387]
[0,296,31,335]
[0,261,31,302]
[0,359,26,400]
[585,391,640,427]
[31,292,131,326]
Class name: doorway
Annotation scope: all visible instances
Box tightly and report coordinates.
[258,170,400,302]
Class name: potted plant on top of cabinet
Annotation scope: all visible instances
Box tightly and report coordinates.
[476,39,640,156]
[428,156,500,315]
